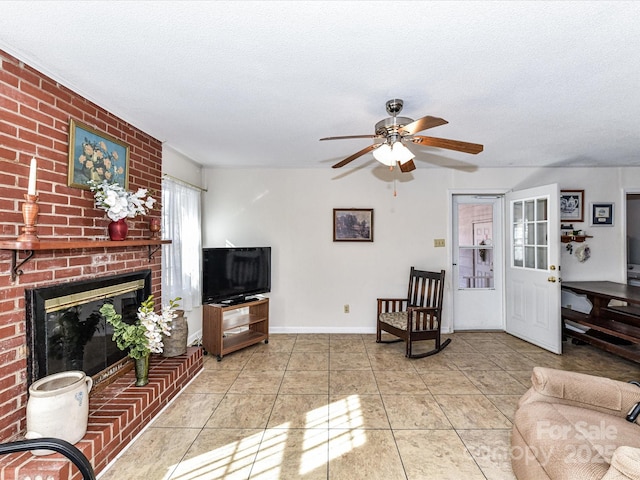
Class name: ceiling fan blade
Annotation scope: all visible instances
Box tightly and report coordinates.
[332,144,377,168]
[411,136,484,154]
[400,116,448,135]
[320,135,376,141]
[398,159,416,173]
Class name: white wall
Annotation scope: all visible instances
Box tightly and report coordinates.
[202,165,640,334]
[162,145,204,344]
[163,145,205,188]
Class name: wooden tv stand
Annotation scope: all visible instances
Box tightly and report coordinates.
[202,297,269,360]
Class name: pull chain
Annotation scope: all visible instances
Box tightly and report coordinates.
[391,165,397,197]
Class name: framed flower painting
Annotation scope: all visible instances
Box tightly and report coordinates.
[67,119,130,190]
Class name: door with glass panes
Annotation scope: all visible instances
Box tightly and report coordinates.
[505,184,561,354]
[452,195,503,330]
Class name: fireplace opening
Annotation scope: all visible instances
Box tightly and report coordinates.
[25,270,151,387]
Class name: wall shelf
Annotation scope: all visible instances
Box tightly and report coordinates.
[561,235,592,243]
[0,239,171,281]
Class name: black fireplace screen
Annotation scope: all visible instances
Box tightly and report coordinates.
[25,270,151,385]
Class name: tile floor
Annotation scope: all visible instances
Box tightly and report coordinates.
[98,332,640,480]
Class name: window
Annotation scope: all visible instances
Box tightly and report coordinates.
[161,178,202,310]
[456,203,494,289]
[512,197,548,270]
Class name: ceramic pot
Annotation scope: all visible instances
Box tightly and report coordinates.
[134,354,150,386]
[162,310,188,357]
[26,370,93,456]
[108,219,128,241]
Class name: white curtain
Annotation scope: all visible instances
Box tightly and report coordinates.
[161,177,202,310]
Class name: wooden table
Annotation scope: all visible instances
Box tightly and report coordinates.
[562,281,640,363]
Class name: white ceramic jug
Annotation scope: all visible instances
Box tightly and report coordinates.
[26,370,93,456]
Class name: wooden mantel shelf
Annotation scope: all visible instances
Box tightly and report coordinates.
[0,238,170,250]
[0,238,171,281]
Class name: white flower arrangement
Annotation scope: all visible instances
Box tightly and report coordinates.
[136,297,180,354]
[99,296,181,360]
[88,179,156,222]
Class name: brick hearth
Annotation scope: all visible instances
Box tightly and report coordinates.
[0,347,203,480]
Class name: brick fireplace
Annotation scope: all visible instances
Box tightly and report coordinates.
[25,270,152,387]
[0,49,200,476]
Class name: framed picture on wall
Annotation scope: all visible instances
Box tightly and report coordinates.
[67,119,130,190]
[333,208,374,242]
[590,202,614,226]
[560,190,584,222]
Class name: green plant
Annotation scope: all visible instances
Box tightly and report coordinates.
[99,295,181,359]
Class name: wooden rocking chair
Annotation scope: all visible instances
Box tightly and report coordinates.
[376,267,450,358]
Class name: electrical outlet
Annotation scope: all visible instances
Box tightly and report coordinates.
[434,239,445,247]
[344,304,350,314]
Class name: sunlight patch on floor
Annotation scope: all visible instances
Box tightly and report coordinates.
[168,429,264,480]
[328,394,365,430]
[243,426,289,479]
[167,395,366,479]
[301,395,366,475]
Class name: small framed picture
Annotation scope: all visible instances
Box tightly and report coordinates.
[560,190,584,222]
[333,208,373,242]
[68,119,130,190]
[590,202,614,226]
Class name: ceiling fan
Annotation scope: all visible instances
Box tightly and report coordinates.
[320,99,483,173]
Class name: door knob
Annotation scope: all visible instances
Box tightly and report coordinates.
[548,276,557,283]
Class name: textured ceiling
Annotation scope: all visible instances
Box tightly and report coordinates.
[1,1,639,171]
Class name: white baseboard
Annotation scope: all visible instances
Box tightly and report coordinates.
[192,327,453,337]
[269,326,376,334]
[188,330,202,346]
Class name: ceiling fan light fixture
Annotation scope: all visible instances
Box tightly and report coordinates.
[326,99,483,171]
[373,142,414,166]
[373,144,393,165]
[394,142,415,163]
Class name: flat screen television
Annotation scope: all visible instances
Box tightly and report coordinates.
[202,247,271,304]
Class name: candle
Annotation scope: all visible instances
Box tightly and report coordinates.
[27,157,37,195]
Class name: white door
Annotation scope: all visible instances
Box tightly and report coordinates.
[452,195,504,330]
[505,184,562,354]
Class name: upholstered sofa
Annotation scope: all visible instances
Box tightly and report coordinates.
[512,367,640,480]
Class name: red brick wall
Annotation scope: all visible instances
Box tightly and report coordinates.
[0,50,163,442]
